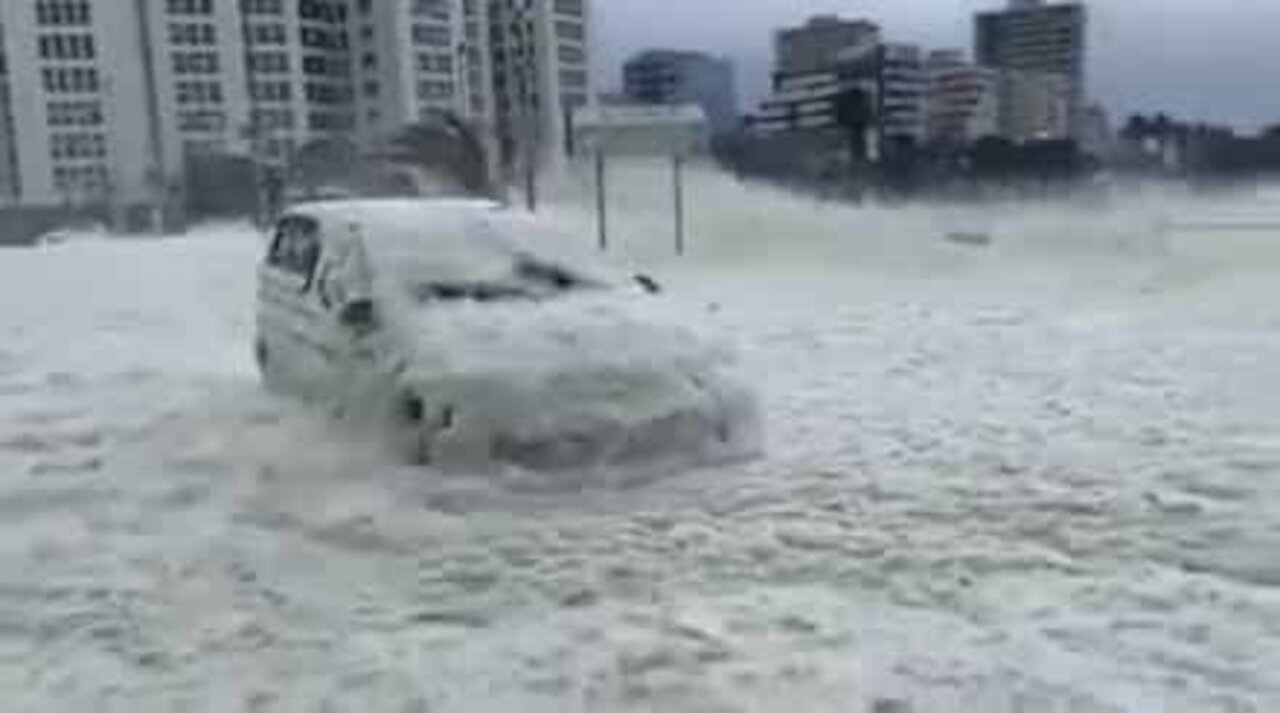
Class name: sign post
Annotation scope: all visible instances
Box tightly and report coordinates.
[572,103,708,256]
[673,155,685,256]
[595,150,608,251]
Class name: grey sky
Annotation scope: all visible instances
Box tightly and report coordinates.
[597,0,1280,130]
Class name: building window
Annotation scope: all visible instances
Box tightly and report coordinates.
[308,112,355,131]
[168,22,217,45]
[172,52,220,75]
[47,100,103,127]
[241,0,283,15]
[248,51,289,73]
[559,68,586,89]
[555,20,583,41]
[52,164,108,194]
[175,80,224,105]
[41,67,99,94]
[247,23,286,45]
[251,108,294,130]
[167,0,214,15]
[417,79,454,99]
[36,1,92,27]
[557,45,583,63]
[178,110,227,132]
[304,83,352,105]
[411,24,451,47]
[412,0,450,20]
[553,0,583,16]
[38,34,96,61]
[49,132,106,160]
[416,53,453,74]
[299,0,346,24]
[301,28,347,50]
[250,81,292,102]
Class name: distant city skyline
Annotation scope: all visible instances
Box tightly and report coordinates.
[597,0,1280,130]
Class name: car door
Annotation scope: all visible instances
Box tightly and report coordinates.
[258,214,329,400]
[311,233,388,410]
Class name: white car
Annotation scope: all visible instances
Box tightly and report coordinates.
[256,198,761,472]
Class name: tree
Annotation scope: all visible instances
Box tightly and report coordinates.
[379,110,495,199]
[289,136,362,199]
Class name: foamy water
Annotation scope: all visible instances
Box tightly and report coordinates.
[1,172,1279,711]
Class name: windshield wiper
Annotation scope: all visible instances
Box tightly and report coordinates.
[416,282,534,303]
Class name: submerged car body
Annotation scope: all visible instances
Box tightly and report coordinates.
[255,198,761,472]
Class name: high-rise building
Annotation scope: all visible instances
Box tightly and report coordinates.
[775,15,880,75]
[878,42,927,150]
[998,69,1072,142]
[349,0,502,147]
[0,17,21,203]
[974,0,1086,138]
[0,0,590,210]
[489,0,591,168]
[240,0,356,161]
[925,49,999,146]
[139,0,252,178]
[622,50,737,136]
[750,31,927,160]
[0,0,159,210]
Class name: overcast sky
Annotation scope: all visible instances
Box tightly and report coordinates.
[596,0,1280,130]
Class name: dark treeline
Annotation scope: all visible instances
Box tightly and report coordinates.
[714,131,1101,203]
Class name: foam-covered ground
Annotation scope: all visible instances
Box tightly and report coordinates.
[2,173,1279,711]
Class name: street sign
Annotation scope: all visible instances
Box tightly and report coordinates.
[572,103,709,157]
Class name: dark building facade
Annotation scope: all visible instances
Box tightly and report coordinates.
[974,0,1087,138]
[622,50,738,136]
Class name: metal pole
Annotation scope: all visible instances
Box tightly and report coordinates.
[524,146,538,212]
[673,154,685,256]
[595,150,608,251]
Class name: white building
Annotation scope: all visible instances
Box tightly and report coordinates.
[0,0,159,210]
[0,18,21,202]
[0,0,590,211]
[239,0,356,162]
[999,69,1072,142]
[750,37,926,159]
[140,0,252,182]
[877,42,927,149]
[926,50,998,146]
[489,0,591,168]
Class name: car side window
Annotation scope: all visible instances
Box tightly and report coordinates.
[266,216,322,287]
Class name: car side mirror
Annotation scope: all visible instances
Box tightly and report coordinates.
[338,298,377,330]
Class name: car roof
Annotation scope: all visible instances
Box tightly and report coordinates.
[289,197,503,227]
[287,198,541,284]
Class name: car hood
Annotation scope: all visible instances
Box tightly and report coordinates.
[392,291,728,387]
[380,292,761,470]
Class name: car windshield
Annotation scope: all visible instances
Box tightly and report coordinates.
[408,253,601,304]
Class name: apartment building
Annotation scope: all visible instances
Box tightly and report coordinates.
[489,0,591,167]
[998,68,1072,142]
[925,49,999,146]
[0,20,20,202]
[0,0,158,209]
[140,0,252,177]
[0,0,590,209]
[751,28,927,159]
[239,0,356,162]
